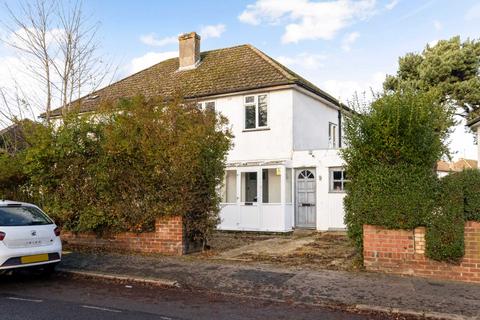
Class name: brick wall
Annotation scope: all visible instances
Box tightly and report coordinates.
[62,216,185,255]
[363,221,480,284]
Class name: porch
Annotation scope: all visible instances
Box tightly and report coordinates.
[218,163,294,232]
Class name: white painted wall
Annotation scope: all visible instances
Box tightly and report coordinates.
[292,149,346,230]
[292,90,339,151]
[214,89,293,162]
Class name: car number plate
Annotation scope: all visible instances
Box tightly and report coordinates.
[20,254,49,264]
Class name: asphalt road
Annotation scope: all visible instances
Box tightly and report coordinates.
[0,271,395,320]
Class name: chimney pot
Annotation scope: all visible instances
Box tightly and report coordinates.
[178,32,201,70]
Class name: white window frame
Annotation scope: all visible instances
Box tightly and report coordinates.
[197,100,216,111]
[243,94,268,130]
[329,122,337,149]
[329,167,348,193]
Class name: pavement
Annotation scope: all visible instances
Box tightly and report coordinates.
[60,251,480,319]
[0,271,393,320]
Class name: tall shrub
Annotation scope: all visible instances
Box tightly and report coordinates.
[342,89,454,253]
[16,95,232,244]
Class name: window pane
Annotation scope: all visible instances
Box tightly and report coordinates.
[262,169,281,203]
[333,171,342,180]
[222,170,237,203]
[333,181,343,191]
[258,95,268,127]
[196,103,202,109]
[329,123,337,148]
[245,96,254,104]
[241,172,257,202]
[245,105,256,129]
[285,168,292,203]
[205,102,215,112]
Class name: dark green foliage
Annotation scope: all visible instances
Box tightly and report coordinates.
[456,169,480,221]
[384,36,480,117]
[344,164,437,250]
[0,96,232,244]
[425,174,465,262]
[342,89,453,256]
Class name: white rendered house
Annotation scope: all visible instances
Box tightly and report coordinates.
[47,32,348,232]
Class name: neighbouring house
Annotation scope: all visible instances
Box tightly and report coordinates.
[46,32,348,232]
[437,158,478,177]
[0,119,34,154]
[467,117,480,162]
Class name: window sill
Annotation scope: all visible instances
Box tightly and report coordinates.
[242,127,270,132]
[329,191,346,194]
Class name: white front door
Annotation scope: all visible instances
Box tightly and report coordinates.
[295,169,316,228]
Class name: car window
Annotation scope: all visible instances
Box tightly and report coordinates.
[0,206,53,226]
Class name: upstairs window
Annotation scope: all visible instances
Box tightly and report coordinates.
[244,94,268,130]
[329,122,337,148]
[197,101,215,112]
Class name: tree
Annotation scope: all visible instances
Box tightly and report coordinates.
[384,36,480,117]
[0,0,112,122]
[342,89,454,253]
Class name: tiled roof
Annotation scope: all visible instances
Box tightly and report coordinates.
[48,44,341,117]
[437,160,452,172]
[437,159,478,172]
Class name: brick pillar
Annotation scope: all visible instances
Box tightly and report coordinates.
[155,215,184,255]
[414,227,426,254]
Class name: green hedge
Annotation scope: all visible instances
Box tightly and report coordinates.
[425,174,465,262]
[425,169,480,262]
[344,164,437,251]
[0,96,232,245]
[458,169,480,221]
[342,90,453,256]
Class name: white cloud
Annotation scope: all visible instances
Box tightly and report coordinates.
[385,0,399,10]
[428,39,439,47]
[433,20,442,31]
[238,0,377,43]
[276,52,326,69]
[322,71,386,103]
[129,51,177,74]
[465,3,480,21]
[341,31,360,52]
[397,0,435,22]
[200,24,226,39]
[140,34,177,47]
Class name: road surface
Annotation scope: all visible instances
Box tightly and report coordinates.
[0,271,397,320]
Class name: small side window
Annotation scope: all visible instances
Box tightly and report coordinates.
[329,168,348,192]
[197,100,215,112]
[329,123,337,148]
[205,101,215,112]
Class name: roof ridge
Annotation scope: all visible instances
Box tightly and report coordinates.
[246,44,296,81]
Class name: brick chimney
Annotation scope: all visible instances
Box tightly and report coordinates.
[178,32,201,71]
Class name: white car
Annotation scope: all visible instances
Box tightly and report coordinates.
[0,200,62,274]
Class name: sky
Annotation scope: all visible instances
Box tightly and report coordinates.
[0,0,479,160]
